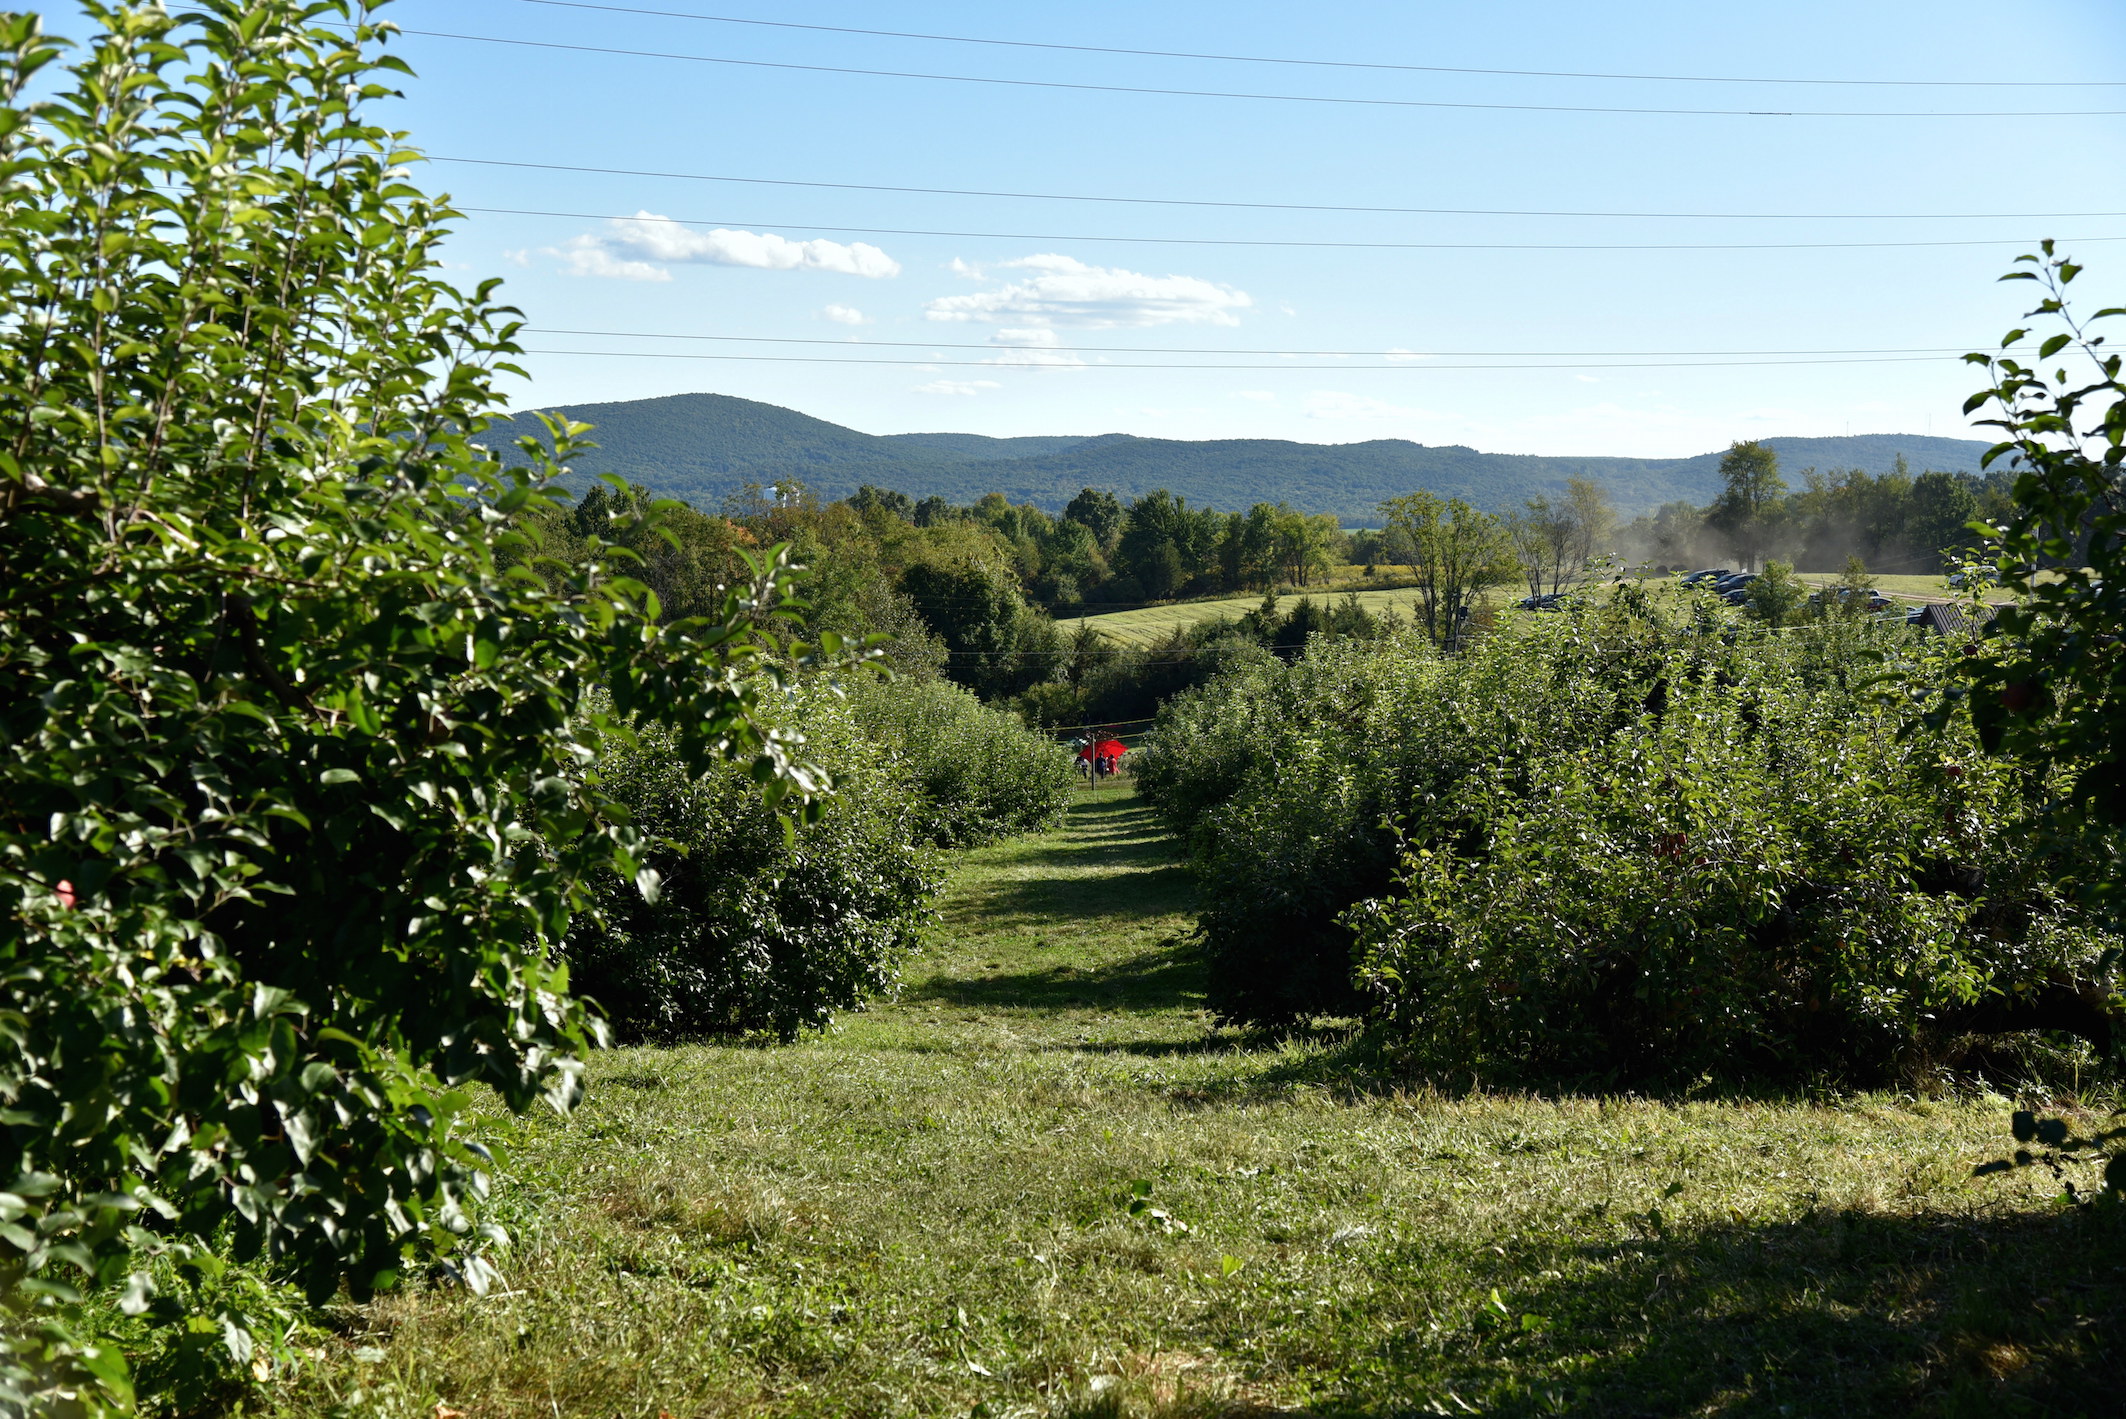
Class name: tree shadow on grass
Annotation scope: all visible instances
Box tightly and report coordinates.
[907,940,1207,1014]
[1064,1020,1356,1060]
[1013,798,1182,869]
[1330,1200,2126,1418]
[953,861,1196,931]
[1053,1204,2125,1419]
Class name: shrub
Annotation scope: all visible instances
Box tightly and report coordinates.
[1146,593,2118,1074]
[1136,629,1466,1022]
[1141,601,1689,1023]
[0,4,834,1403]
[846,676,1075,847]
[566,691,941,1042]
[1347,632,2118,1088]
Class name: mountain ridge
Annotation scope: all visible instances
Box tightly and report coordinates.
[471,391,1995,523]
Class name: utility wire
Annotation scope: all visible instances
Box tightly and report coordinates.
[393,29,2126,118]
[434,157,2126,222]
[464,205,2126,253]
[523,326,1978,357]
[503,0,2126,90]
[517,347,1963,371]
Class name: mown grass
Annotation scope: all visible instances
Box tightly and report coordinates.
[1059,588,1431,647]
[265,786,2122,1419]
[1063,565,2036,649]
[1059,575,1966,647]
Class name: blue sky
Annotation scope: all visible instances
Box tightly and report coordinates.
[275,2,2126,452]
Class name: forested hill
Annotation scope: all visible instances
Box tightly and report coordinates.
[472,391,1994,523]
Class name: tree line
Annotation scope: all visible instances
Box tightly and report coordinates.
[1621,440,2015,575]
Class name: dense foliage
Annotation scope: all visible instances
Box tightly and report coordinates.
[1135,629,1448,1022]
[1951,246,2124,856]
[1348,618,2113,1088]
[1017,592,1409,731]
[843,676,1074,848]
[565,693,942,1043]
[1142,597,2120,1087]
[0,4,834,1405]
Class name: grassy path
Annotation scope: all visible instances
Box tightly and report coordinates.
[300,787,2122,1419]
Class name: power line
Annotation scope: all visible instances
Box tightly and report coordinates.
[503,1,2126,90]
[524,326,1976,358]
[465,205,2126,253]
[393,29,2126,119]
[433,157,2126,222]
[517,346,1963,371]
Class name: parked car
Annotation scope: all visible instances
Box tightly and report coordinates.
[1680,568,1732,587]
[1810,587,1895,613]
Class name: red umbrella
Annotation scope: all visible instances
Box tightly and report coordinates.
[1093,738,1128,761]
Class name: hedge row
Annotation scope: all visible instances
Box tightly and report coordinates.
[1139,595,2120,1087]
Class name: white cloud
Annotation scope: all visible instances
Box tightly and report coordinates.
[926,254,1251,328]
[500,248,533,268]
[552,240,671,282]
[983,327,1085,368]
[914,379,1002,396]
[1231,390,1277,403]
[555,214,900,281]
[823,304,870,325]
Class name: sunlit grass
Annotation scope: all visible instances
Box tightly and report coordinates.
[269,786,2123,1418]
[1059,588,1431,647]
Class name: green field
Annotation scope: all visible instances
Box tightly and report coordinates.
[270,786,2123,1418]
[1796,572,1954,600]
[1060,586,1431,647]
[1063,570,2006,647]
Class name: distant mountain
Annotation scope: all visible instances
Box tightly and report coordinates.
[472,391,1995,524]
[874,431,1095,463]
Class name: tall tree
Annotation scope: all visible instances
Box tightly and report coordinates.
[1907,470,1982,569]
[1506,497,1563,597]
[1223,504,1282,589]
[1063,486,1124,550]
[1116,489,1220,598]
[1708,440,1788,570]
[1565,477,1618,577]
[1379,492,1512,648]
